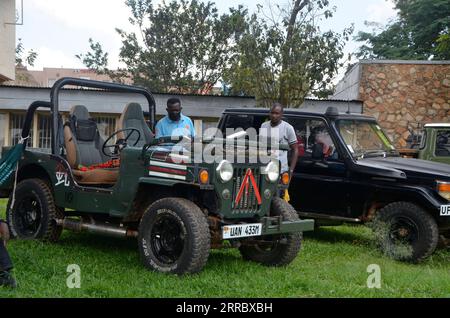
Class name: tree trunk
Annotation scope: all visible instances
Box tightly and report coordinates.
[279,0,310,106]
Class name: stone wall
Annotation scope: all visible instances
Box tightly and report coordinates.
[359,63,450,147]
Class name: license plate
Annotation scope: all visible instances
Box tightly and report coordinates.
[222,223,262,239]
[440,205,450,216]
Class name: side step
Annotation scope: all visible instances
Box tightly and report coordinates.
[297,211,361,223]
[56,218,138,238]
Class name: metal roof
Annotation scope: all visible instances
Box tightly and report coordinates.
[0,84,255,99]
[360,59,450,65]
[424,123,450,128]
[222,107,375,120]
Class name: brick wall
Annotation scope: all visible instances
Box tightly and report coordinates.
[359,63,450,147]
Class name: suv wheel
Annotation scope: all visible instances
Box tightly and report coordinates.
[372,201,438,262]
[138,198,210,274]
[7,178,63,241]
[239,197,302,266]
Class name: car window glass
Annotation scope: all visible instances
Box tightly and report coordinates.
[435,130,450,157]
[224,114,254,136]
[287,117,339,161]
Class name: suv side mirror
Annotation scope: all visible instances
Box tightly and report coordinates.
[312,143,325,160]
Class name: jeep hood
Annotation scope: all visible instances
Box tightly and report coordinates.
[361,157,450,180]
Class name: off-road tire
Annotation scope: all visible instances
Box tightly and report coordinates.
[372,201,438,262]
[138,198,210,275]
[6,178,63,242]
[239,197,302,266]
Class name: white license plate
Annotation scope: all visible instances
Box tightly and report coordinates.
[222,223,262,239]
[440,205,450,216]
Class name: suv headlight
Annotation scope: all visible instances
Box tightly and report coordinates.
[437,181,450,201]
[216,160,233,183]
[264,160,280,183]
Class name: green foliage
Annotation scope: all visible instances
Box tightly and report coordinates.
[78,0,351,102]
[78,0,245,93]
[15,38,38,68]
[223,0,353,107]
[355,0,450,60]
[436,33,450,59]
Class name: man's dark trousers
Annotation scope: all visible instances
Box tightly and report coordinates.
[0,242,13,271]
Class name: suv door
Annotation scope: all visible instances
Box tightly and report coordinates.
[285,116,349,216]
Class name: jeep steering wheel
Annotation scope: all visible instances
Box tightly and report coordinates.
[102,128,141,157]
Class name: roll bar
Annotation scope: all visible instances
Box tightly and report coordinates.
[49,77,156,155]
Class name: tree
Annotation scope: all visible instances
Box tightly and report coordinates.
[355,0,450,60]
[223,0,353,107]
[15,38,38,68]
[77,0,246,93]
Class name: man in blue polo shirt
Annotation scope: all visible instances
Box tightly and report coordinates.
[155,98,196,139]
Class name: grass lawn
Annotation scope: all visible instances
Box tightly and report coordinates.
[0,199,449,298]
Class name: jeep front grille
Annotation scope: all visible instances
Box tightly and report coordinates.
[231,167,261,214]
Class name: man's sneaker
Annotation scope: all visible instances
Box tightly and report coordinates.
[0,270,17,288]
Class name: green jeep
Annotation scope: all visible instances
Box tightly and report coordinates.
[0,78,313,274]
[399,123,450,165]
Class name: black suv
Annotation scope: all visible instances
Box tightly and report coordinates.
[218,107,450,262]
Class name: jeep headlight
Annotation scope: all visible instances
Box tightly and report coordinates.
[437,181,450,201]
[216,160,233,183]
[264,160,280,183]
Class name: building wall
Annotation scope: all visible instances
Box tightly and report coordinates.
[0,0,16,82]
[28,68,132,87]
[0,85,257,150]
[332,63,362,101]
[359,62,450,147]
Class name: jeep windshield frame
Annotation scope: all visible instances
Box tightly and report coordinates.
[336,119,398,159]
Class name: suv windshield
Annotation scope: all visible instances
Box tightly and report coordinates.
[337,120,397,159]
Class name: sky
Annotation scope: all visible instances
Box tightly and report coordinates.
[14,0,398,81]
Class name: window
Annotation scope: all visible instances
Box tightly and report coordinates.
[337,120,395,158]
[38,113,52,150]
[0,114,7,152]
[223,114,266,136]
[9,113,32,147]
[93,116,116,141]
[435,130,450,157]
[287,117,339,160]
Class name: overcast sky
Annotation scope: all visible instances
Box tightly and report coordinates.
[15,0,397,80]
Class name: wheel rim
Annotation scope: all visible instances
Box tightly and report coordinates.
[150,213,185,265]
[389,216,419,246]
[13,194,42,238]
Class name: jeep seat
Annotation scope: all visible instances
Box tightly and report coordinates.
[64,105,119,185]
[116,103,154,147]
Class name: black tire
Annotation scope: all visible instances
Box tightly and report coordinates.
[239,197,302,266]
[372,201,438,262]
[6,178,63,242]
[138,198,210,274]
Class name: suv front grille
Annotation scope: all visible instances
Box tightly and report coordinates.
[231,167,261,214]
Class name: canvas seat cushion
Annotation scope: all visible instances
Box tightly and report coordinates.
[64,105,119,185]
[116,103,154,147]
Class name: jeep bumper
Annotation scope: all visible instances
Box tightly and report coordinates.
[261,216,314,235]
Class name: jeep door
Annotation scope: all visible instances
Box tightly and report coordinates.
[285,116,349,215]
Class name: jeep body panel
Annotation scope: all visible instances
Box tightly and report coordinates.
[399,124,450,164]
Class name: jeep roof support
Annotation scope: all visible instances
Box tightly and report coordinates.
[49,77,156,155]
[21,101,52,151]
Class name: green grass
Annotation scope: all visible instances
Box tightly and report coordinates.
[1,200,449,298]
